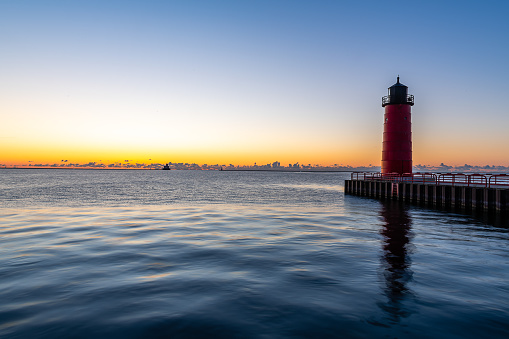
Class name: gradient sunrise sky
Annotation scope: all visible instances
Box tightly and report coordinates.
[1,0,508,167]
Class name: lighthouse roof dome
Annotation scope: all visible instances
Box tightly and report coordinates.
[389,76,407,88]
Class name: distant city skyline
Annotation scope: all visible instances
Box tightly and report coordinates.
[3,160,509,173]
[2,1,509,167]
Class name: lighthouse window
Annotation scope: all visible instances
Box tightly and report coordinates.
[385,118,388,122]
[404,117,407,120]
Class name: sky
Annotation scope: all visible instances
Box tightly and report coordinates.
[1,0,509,167]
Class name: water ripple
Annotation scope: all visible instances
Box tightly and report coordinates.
[1,171,508,337]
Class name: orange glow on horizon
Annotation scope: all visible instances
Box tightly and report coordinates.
[4,147,508,168]
[2,113,508,168]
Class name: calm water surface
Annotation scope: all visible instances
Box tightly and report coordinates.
[1,169,508,338]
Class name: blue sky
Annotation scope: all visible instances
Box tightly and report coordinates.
[1,0,508,166]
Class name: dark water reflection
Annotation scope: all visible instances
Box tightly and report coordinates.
[471,210,509,228]
[378,201,414,325]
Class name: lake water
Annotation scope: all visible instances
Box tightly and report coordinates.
[1,169,508,338]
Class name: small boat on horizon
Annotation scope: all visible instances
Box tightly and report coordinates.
[162,164,171,170]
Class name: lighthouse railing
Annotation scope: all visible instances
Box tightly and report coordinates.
[467,174,488,187]
[351,172,438,183]
[350,172,509,187]
[489,174,509,188]
[410,172,437,184]
[381,94,414,107]
[437,173,489,187]
[438,173,465,186]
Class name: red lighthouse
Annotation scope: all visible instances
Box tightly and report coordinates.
[381,76,414,174]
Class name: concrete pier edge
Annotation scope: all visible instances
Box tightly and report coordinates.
[345,179,509,213]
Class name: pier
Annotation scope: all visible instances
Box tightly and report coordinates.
[345,172,509,213]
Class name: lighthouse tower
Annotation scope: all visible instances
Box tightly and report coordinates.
[381,76,414,174]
